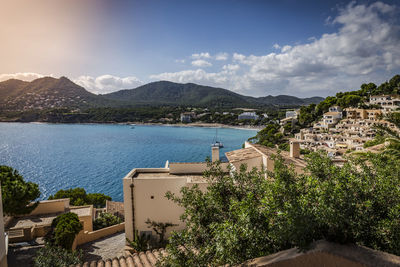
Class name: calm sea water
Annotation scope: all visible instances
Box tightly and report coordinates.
[0,123,256,201]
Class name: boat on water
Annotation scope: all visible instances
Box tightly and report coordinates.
[211,128,224,148]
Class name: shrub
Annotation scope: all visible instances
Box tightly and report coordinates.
[34,244,82,267]
[93,212,122,230]
[48,187,111,207]
[49,212,83,250]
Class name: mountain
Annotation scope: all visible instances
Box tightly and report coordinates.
[0,78,323,110]
[0,76,117,110]
[103,81,324,107]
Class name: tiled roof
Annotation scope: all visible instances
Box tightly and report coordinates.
[76,249,166,267]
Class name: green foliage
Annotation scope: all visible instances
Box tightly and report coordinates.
[145,219,177,247]
[48,187,111,208]
[249,123,284,147]
[49,212,83,250]
[127,231,150,252]
[0,165,40,216]
[93,212,122,230]
[161,152,400,266]
[34,244,83,267]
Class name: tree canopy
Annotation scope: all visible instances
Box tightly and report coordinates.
[160,151,400,266]
[48,187,111,208]
[0,165,40,216]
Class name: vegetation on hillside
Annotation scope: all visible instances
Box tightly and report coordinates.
[0,165,40,216]
[48,187,111,208]
[298,74,400,127]
[160,151,400,266]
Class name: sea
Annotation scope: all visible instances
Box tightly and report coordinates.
[0,123,257,201]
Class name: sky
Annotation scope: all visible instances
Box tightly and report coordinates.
[0,0,400,97]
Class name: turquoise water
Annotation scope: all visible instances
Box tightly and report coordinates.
[0,123,256,201]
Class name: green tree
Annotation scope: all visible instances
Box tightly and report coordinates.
[48,212,83,250]
[248,123,284,147]
[0,165,40,216]
[48,187,111,207]
[34,244,83,267]
[93,212,122,230]
[160,152,400,266]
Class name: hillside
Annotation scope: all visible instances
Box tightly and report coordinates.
[103,81,324,107]
[0,78,323,111]
[0,76,117,110]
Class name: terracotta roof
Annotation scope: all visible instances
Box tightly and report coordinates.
[76,249,166,267]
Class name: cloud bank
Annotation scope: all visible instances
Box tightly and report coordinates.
[74,75,143,94]
[151,2,400,97]
[0,72,51,82]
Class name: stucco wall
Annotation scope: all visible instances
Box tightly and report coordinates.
[73,222,125,250]
[29,199,69,216]
[133,177,187,240]
[231,156,263,173]
[0,187,7,267]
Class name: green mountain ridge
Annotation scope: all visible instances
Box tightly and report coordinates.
[0,77,324,110]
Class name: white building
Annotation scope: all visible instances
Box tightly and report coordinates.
[285,110,298,119]
[238,112,259,120]
[369,95,400,113]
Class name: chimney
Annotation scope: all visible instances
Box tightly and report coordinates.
[290,140,300,158]
[212,146,220,162]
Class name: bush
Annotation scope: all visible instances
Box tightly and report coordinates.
[49,212,83,250]
[93,212,122,230]
[34,244,82,267]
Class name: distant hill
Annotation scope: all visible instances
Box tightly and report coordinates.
[0,78,323,110]
[103,81,324,107]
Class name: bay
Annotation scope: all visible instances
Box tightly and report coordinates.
[0,123,256,201]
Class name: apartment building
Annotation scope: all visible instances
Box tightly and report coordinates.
[369,95,400,112]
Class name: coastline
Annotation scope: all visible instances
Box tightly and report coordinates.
[0,120,263,131]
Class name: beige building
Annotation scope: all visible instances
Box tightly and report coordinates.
[123,142,307,242]
[5,199,94,244]
[0,186,8,267]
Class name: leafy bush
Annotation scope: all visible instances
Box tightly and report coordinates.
[48,187,111,207]
[0,165,40,216]
[34,244,83,267]
[48,212,83,250]
[161,152,400,266]
[127,231,150,252]
[93,212,122,230]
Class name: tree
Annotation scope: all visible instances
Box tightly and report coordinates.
[34,244,83,267]
[0,165,40,216]
[248,123,284,147]
[48,187,111,207]
[160,152,400,266]
[93,212,122,230]
[48,212,83,250]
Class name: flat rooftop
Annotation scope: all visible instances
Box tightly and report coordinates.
[7,213,61,229]
[225,147,261,163]
[132,171,205,180]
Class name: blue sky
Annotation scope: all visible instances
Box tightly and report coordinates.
[1,0,400,97]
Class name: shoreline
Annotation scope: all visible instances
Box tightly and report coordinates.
[0,121,263,131]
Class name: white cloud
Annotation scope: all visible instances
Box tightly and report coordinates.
[175,59,185,63]
[215,52,229,61]
[191,59,212,67]
[151,2,400,97]
[74,75,143,94]
[0,72,53,82]
[191,52,211,59]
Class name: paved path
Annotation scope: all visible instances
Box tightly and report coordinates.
[79,232,126,262]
